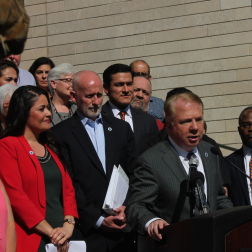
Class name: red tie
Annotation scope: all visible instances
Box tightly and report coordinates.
[119,111,126,121]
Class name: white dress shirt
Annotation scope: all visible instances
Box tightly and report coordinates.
[243,145,252,205]
[109,102,134,132]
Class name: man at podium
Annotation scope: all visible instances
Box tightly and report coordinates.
[126,91,232,250]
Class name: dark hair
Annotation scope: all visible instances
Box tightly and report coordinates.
[29,57,55,77]
[0,60,19,77]
[166,87,192,100]
[239,106,252,125]
[103,63,132,88]
[4,85,49,137]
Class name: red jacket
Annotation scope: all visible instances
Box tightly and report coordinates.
[0,136,78,252]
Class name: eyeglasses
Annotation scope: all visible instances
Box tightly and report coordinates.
[132,72,150,78]
[56,78,73,83]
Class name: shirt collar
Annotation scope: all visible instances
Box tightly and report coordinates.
[168,136,198,160]
[77,110,103,125]
[109,101,132,118]
[243,145,252,156]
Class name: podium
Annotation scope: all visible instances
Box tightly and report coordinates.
[138,206,252,252]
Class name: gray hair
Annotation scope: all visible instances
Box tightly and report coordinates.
[48,63,75,93]
[0,84,18,115]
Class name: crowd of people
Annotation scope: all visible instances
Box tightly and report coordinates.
[0,2,251,251]
[0,55,251,252]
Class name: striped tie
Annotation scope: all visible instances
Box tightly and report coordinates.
[119,111,126,121]
[249,156,252,187]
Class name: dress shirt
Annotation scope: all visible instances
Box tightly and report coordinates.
[169,136,207,197]
[242,145,252,205]
[17,68,36,86]
[109,102,134,132]
[80,113,106,173]
[79,112,106,227]
[145,137,207,230]
[148,96,164,121]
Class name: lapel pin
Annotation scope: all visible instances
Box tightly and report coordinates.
[205,152,208,158]
[29,151,34,155]
[108,127,112,131]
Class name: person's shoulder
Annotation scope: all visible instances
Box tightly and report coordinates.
[150,96,164,104]
[225,148,243,160]
[18,68,36,86]
[131,106,156,121]
[52,114,76,132]
[139,140,168,160]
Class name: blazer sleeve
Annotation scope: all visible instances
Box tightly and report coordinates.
[126,157,160,234]
[0,140,44,229]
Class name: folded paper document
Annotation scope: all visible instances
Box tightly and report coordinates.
[103,165,129,215]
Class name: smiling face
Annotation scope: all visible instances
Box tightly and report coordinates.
[167,98,204,151]
[25,94,52,136]
[35,64,52,90]
[238,109,252,148]
[104,72,133,109]
[0,67,18,86]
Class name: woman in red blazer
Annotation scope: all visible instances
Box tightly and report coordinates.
[0,86,78,252]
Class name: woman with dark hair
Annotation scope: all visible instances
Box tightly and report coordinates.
[0,60,19,86]
[29,57,55,92]
[0,85,78,252]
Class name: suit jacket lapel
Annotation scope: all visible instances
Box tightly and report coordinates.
[198,144,212,202]
[233,149,250,204]
[17,136,46,208]
[70,114,106,178]
[161,140,188,181]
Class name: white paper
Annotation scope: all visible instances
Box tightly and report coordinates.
[45,241,86,252]
[102,165,129,215]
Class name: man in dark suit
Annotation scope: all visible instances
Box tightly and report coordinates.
[126,91,232,251]
[52,70,135,252]
[223,106,252,206]
[102,63,159,155]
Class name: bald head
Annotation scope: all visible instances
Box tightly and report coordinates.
[130,60,151,79]
[73,70,103,120]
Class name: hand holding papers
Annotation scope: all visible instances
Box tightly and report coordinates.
[103,165,129,216]
[45,241,86,252]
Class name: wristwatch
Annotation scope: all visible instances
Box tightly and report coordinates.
[64,218,75,225]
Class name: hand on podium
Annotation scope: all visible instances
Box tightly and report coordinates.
[147,219,169,241]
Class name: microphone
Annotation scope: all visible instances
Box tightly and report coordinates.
[210,146,252,181]
[188,155,209,215]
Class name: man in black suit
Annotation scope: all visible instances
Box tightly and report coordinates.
[102,63,159,155]
[52,70,135,252]
[126,91,232,251]
[223,106,252,206]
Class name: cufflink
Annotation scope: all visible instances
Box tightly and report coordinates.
[205,152,208,158]
[29,151,34,155]
[108,127,112,131]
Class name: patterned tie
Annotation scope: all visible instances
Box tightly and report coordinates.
[119,111,126,121]
[249,155,252,187]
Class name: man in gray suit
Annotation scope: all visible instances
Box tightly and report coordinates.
[126,91,232,248]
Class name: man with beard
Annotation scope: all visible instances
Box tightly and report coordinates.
[223,106,252,206]
[52,70,135,252]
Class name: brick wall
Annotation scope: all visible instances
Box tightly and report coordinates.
[23,0,252,155]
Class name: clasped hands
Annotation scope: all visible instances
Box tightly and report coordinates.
[102,205,126,230]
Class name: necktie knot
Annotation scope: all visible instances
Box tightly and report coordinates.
[119,111,126,120]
